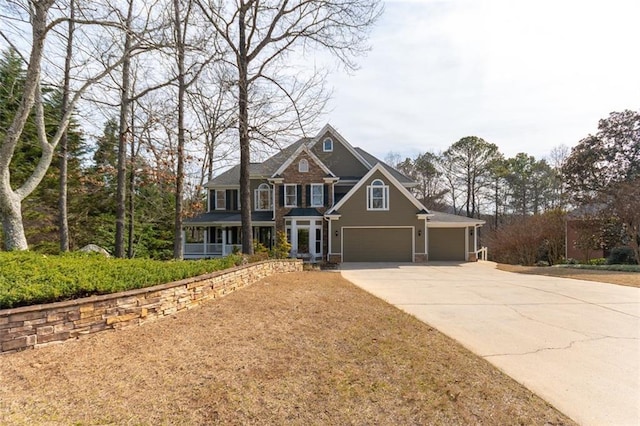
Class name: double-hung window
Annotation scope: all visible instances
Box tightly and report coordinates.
[367,179,389,210]
[215,189,226,210]
[284,184,297,207]
[255,183,272,210]
[310,184,324,207]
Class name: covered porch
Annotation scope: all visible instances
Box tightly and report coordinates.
[182,211,275,259]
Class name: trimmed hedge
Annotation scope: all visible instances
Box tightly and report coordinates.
[0,252,243,309]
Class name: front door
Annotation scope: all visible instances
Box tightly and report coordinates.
[287,219,323,260]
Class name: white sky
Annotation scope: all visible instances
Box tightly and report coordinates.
[323,0,640,161]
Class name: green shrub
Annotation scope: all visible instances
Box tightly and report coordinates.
[586,258,607,266]
[0,252,243,309]
[607,247,638,265]
[270,231,291,259]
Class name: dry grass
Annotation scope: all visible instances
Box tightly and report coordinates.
[0,272,574,425]
[497,264,640,288]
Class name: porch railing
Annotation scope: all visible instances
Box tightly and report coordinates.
[474,246,488,261]
[184,243,242,257]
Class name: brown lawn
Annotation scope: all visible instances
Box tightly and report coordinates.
[0,272,574,425]
[497,264,640,288]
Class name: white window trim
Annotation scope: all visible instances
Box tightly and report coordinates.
[215,189,226,210]
[254,183,272,211]
[366,179,389,211]
[323,138,333,152]
[298,159,309,172]
[284,184,297,207]
[310,183,324,207]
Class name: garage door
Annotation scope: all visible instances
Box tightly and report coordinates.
[428,228,465,261]
[343,228,412,262]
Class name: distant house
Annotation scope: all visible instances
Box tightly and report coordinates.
[566,219,605,262]
[182,124,485,262]
[565,205,609,262]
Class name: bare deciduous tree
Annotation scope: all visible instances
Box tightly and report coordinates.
[0,0,127,250]
[195,0,382,254]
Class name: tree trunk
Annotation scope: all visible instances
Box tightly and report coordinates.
[238,3,253,255]
[0,0,52,251]
[127,102,136,258]
[0,190,28,250]
[172,0,187,260]
[59,0,75,252]
[115,0,134,258]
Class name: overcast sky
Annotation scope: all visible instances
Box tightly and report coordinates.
[323,0,640,162]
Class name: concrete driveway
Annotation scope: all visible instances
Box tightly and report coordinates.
[340,262,640,426]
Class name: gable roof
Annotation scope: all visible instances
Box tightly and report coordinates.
[272,143,335,177]
[205,124,417,188]
[326,163,429,215]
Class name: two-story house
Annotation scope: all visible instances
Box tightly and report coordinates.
[183,124,485,262]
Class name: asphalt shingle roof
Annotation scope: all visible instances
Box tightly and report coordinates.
[184,211,274,225]
[428,210,485,224]
[206,139,308,186]
[353,148,413,184]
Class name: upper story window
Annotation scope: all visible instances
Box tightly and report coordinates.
[215,189,226,210]
[323,138,333,152]
[310,184,324,207]
[284,184,297,207]
[367,179,389,211]
[254,183,272,211]
[298,159,309,173]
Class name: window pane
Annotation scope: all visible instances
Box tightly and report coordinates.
[285,185,296,206]
[311,184,323,206]
[216,190,226,209]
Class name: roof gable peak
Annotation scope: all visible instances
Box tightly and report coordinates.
[312,124,372,169]
[327,163,429,214]
[272,143,335,177]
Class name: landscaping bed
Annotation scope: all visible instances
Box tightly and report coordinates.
[0,252,242,309]
[0,271,574,425]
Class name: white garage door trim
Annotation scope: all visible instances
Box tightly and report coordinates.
[340,226,414,262]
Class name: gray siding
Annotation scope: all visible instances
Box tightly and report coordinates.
[330,170,426,257]
[310,131,370,178]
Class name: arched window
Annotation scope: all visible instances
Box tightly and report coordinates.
[367,179,389,210]
[323,138,333,152]
[298,158,309,172]
[254,183,272,210]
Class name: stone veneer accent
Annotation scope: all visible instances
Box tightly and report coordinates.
[0,259,302,354]
[414,254,428,263]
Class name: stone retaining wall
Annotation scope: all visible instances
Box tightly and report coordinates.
[0,259,302,354]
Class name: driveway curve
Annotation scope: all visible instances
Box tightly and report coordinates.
[340,262,640,426]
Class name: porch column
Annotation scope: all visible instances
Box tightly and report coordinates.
[222,227,227,255]
[203,227,209,255]
[465,226,469,261]
[474,225,478,252]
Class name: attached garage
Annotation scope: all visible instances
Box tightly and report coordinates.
[428,228,466,261]
[342,227,413,262]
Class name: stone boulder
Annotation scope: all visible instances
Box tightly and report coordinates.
[79,244,111,257]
